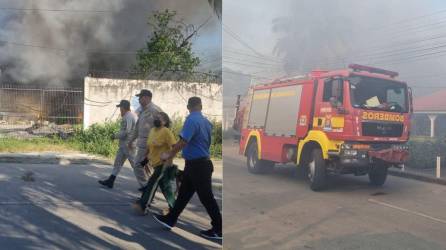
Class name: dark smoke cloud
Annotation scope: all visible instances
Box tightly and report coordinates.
[0,0,220,86]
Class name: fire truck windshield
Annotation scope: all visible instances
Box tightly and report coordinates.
[349,76,408,113]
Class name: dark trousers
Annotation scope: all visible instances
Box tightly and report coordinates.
[167,158,222,233]
[140,164,176,209]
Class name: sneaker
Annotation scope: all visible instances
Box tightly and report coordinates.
[153,214,174,230]
[131,201,147,216]
[200,229,222,240]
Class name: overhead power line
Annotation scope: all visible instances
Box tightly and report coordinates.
[222,23,277,61]
[366,8,446,32]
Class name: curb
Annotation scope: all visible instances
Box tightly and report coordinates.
[388,169,446,185]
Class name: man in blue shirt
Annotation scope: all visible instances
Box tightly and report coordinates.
[153,97,222,240]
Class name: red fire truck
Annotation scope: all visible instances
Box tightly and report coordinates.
[235,64,412,191]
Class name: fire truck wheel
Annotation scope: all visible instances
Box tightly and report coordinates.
[246,142,274,174]
[308,149,327,191]
[368,164,388,186]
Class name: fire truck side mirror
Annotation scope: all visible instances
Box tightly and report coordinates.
[408,87,414,114]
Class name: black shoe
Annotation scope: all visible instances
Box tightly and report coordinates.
[200,229,222,240]
[98,175,115,188]
[153,214,175,230]
[138,185,147,192]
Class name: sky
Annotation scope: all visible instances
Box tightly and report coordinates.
[223,0,446,98]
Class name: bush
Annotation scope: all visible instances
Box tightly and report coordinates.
[407,137,446,169]
[211,120,222,159]
[69,122,120,158]
[170,115,184,141]
[68,117,223,159]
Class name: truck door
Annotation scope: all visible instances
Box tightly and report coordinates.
[314,78,345,134]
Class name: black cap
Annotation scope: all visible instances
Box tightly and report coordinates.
[187,96,202,108]
[135,89,152,98]
[116,100,130,109]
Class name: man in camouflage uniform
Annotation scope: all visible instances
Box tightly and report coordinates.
[128,89,163,189]
[98,100,137,188]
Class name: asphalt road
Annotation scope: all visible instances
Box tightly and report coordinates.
[223,142,446,250]
[0,158,222,250]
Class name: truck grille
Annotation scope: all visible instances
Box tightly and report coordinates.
[362,122,403,137]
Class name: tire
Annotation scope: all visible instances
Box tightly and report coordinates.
[307,148,327,191]
[368,164,388,186]
[246,141,274,174]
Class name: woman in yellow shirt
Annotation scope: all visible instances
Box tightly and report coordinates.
[133,112,177,214]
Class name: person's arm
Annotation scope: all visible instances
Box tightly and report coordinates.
[161,138,187,160]
[145,128,154,157]
[127,118,139,146]
[160,129,178,165]
[116,115,134,140]
[161,118,195,160]
[112,118,125,140]
[139,133,150,166]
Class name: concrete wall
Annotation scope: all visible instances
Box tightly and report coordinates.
[83,77,222,127]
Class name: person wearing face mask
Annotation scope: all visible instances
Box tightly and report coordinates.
[128,89,163,190]
[133,112,177,214]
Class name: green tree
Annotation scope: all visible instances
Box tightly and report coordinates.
[136,9,200,79]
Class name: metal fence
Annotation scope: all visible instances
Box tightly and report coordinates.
[0,84,83,138]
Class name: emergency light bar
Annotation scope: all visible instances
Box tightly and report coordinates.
[348,64,398,78]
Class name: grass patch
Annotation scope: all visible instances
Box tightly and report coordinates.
[0,137,75,153]
[0,118,223,159]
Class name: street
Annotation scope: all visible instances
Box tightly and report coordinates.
[0,155,222,250]
[223,142,446,250]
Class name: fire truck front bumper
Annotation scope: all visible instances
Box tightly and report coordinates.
[335,144,409,167]
[368,147,409,164]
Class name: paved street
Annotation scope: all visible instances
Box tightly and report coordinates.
[0,155,222,250]
[223,142,446,250]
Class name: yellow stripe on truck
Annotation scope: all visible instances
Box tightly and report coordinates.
[312,117,345,128]
[297,130,343,163]
[253,90,296,100]
[253,93,269,100]
[243,130,262,159]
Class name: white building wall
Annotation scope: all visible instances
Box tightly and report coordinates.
[83,77,222,127]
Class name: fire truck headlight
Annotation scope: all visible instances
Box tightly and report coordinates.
[344,149,358,156]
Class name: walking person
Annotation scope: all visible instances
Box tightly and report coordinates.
[132,112,177,214]
[128,89,163,190]
[153,97,222,240]
[98,100,137,188]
